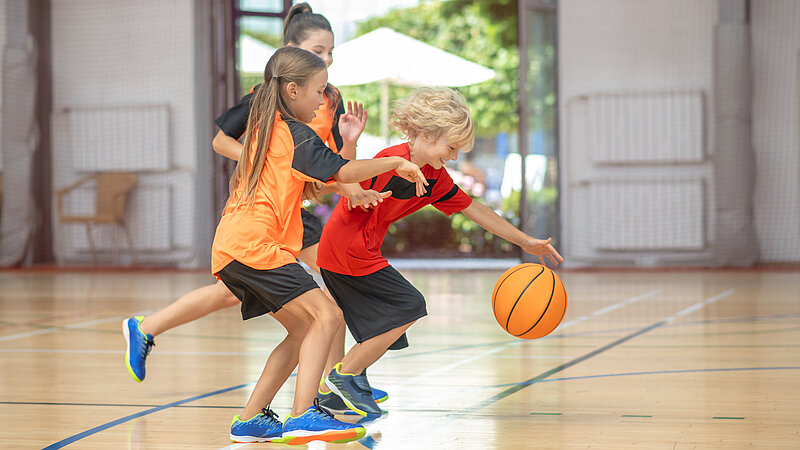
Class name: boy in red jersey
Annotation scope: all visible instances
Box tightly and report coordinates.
[316,87,563,417]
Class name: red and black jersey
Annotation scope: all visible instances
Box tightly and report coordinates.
[317,143,473,276]
[215,84,345,152]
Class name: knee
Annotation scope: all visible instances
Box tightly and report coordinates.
[315,302,343,331]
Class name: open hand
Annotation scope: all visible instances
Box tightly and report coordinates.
[521,237,563,266]
[338,101,367,144]
[347,190,392,211]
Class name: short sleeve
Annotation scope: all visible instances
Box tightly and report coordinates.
[286,120,347,183]
[431,169,473,215]
[215,86,258,139]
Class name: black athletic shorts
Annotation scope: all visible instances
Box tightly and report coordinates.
[301,208,323,250]
[320,266,426,350]
[218,260,320,320]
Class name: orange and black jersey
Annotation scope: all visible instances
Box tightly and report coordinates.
[317,143,473,277]
[215,84,345,153]
[212,113,347,274]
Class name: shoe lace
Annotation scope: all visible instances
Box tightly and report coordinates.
[261,406,280,424]
[313,397,335,419]
[140,337,155,357]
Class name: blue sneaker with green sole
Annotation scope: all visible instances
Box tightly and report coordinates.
[230,407,283,443]
[281,398,366,445]
[122,316,155,382]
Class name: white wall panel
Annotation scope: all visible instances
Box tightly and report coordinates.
[589,92,704,164]
[68,105,170,171]
[589,180,705,250]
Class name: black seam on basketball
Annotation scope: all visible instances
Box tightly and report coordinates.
[505,266,545,331]
[515,270,556,337]
[492,264,536,313]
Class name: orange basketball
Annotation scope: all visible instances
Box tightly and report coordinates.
[492,263,567,339]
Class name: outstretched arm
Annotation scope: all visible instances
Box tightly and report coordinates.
[334,156,428,196]
[212,130,243,161]
[461,201,563,266]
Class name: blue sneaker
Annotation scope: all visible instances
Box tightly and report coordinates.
[230,407,283,443]
[359,370,388,403]
[325,363,382,417]
[281,398,366,445]
[122,316,155,382]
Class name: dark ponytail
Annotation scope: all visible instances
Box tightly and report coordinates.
[283,2,332,45]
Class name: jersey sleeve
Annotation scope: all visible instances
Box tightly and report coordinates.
[327,89,345,153]
[287,120,348,184]
[431,168,473,215]
[214,86,258,139]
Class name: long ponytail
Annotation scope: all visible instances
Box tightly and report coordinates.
[228,46,328,210]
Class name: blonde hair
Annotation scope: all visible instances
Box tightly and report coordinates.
[230,46,327,210]
[391,87,474,152]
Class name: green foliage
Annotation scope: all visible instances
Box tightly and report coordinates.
[381,204,518,257]
[242,30,282,48]
[337,1,520,138]
[240,73,263,97]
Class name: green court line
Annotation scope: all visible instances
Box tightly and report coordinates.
[530,412,561,415]
[713,416,745,420]
[621,414,652,417]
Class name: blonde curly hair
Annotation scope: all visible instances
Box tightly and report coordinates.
[391,87,475,152]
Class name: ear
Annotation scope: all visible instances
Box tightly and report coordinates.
[285,81,299,100]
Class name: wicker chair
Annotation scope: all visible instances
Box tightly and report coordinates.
[55,172,138,264]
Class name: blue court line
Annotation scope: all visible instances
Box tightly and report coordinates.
[473,366,800,390]
[42,383,249,449]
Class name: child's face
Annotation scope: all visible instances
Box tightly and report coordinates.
[415,134,459,170]
[289,69,328,123]
[292,30,334,67]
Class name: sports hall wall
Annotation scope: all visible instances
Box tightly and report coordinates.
[1,0,798,267]
[47,0,215,266]
[558,0,800,265]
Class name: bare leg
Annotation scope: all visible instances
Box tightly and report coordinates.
[297,243,346,378]
[139,280,239,336]
[240,308,310,420]
[280,288,343,417]
[339,321,416,375]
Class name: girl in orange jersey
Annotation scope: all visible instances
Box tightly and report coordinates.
[123,3,392,405]
[214,47,425,444]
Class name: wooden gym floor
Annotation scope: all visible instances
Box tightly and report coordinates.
[0,268,798,449]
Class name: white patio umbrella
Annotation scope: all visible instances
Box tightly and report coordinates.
[239,35,276,73]
[327,27,496,143]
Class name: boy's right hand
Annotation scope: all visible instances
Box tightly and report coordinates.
[394,159,429,197]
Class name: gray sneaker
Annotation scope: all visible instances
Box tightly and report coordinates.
[324,363,382,417]
[317,389,357,415]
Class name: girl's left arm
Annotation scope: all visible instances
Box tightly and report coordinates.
[461,201,563,266]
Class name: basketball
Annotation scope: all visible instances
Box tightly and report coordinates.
[492,263,567,339]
